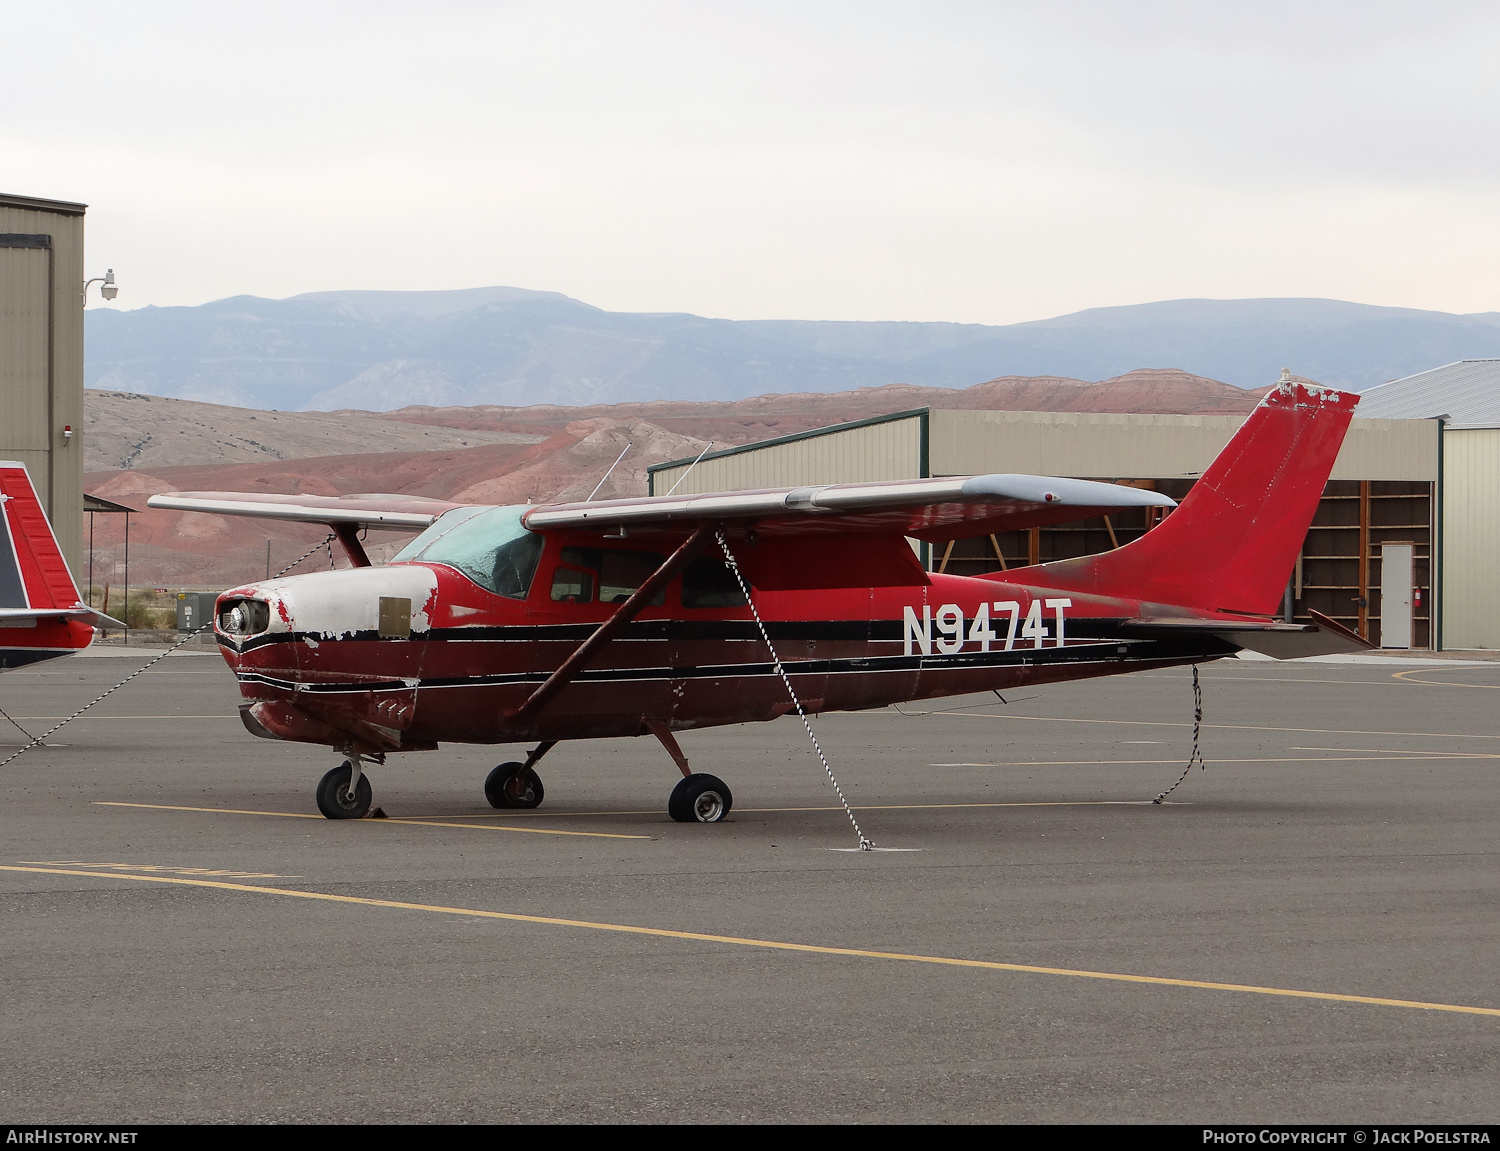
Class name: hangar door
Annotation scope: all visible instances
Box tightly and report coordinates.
[0,234,52,514]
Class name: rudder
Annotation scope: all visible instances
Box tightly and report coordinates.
[0,462,82,611]
[1026,381,1359,616]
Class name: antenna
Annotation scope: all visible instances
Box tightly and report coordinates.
[665,442,714,496]
[585,444,631,502]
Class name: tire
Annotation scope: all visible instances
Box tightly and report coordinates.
[485,762,544,809]
[668,773,733,823]
[316,761,372,820]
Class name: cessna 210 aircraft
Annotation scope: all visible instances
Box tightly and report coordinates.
[1,462,123,673]
[148,379,1369,823]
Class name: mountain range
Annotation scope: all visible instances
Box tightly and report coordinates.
[84,290,1500,412]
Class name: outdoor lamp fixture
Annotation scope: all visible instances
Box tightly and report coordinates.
[83,268,118,302]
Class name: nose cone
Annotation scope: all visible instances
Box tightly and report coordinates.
[218,565,440,752]
[217,565,440,658]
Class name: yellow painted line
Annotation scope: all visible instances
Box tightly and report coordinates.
[1392,669,1500,690]
[96,801,325,820]
[1142,674,1423,687]
[417,808,667,820]
[397,817,648,840]
[415,799,1180,821]
[925,711,1500,741]
[738,801,1176,812]
[1288,746,1494,757]
[92,801,650,841]
[3,863,1496,1019]
[790,755,1499,767]
[19,860,297,879]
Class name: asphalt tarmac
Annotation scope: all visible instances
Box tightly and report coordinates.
[1,647,1496,1124]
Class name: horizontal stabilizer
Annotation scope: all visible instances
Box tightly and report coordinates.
[1122,608,1376,659]
[0,606,126,630]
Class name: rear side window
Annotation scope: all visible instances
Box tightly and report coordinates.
[681,556,748,608]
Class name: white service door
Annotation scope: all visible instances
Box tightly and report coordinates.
[1380,543,1414,649]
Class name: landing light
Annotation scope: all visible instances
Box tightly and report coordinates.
[218,598,270,635]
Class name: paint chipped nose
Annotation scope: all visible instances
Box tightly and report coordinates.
[219,566,440,645]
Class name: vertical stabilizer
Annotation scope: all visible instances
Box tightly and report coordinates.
[1023,382,1359,616]
[0,462,82,611]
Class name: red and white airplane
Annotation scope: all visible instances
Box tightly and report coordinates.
[148,380,1370,822]
[1,462,122,674]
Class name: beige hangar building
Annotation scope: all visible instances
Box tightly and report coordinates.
[1,191,90,578]
[651,391,1498,652]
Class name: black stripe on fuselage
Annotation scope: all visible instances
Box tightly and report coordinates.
[221,615,1152,655]
[233,633,1235,695]
[223,618,880,653]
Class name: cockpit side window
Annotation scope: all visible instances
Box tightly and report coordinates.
[549,546,666,606]
[550,563,594,603]
[392,506,544,599]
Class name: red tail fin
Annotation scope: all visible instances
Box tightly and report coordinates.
[1033,382,1359,616]
[0,462,82,610]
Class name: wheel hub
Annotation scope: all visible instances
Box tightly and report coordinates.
[505,776,534,803]
[693,791,724,822]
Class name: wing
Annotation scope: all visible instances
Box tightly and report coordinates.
[147,476,1172,590]
[523,473,1176,541]
[144,491,462,531]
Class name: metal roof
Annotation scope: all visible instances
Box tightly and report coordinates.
[83,494,135,514]
[1357,359,1500,425]
[0,192,88,216]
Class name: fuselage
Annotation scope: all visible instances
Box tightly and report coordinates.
[218,529,1232,755]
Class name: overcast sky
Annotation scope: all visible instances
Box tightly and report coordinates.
[5,1,1499,322]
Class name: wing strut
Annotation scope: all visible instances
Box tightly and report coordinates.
[512,524,713,720]
[331,524,372,568]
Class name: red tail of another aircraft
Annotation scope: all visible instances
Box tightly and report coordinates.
[1020,380,1359,617]
[1,462,104,669]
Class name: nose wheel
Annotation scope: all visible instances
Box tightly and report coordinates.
[668,773,733,823]
[317,760,372,820]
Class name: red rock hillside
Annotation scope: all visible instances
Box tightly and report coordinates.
[83,368,1266,590]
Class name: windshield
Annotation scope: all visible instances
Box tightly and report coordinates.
[392,505,543,599]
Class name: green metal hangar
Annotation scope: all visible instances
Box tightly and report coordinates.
[649,399,1454,651]
[0,192,88,577]
[1357,360,1500,651]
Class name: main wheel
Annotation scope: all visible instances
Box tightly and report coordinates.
[485,761,544,809]
[316,761,372,820]
[668,773,733,823]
